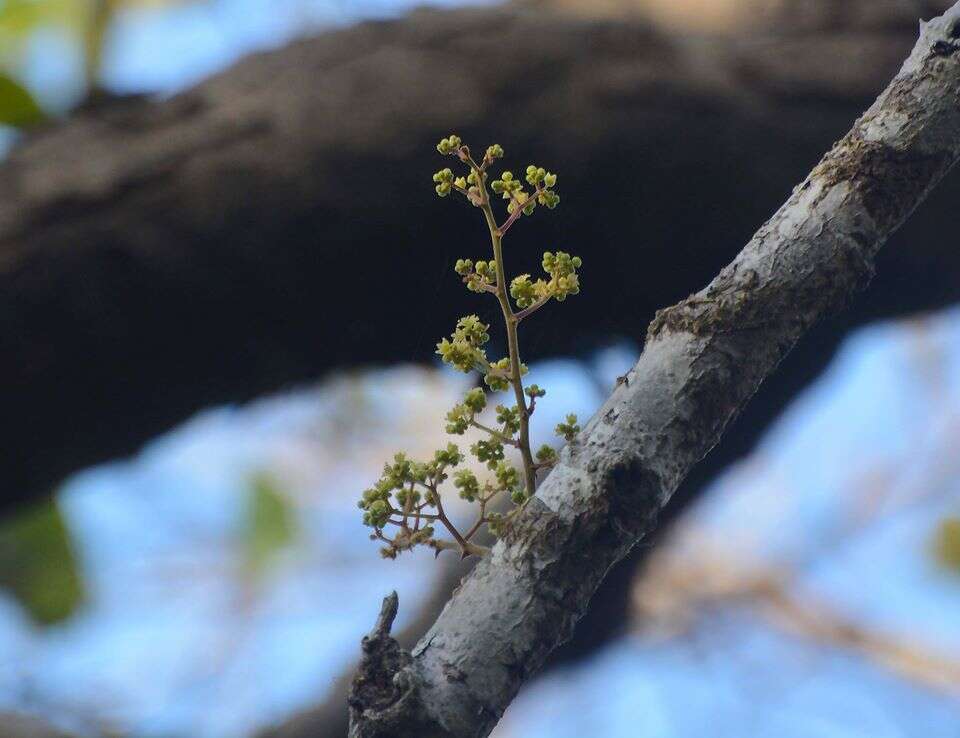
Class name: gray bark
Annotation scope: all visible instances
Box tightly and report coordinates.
[347,5,960,737]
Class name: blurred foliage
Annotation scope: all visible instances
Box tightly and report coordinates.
[0,499,84,626]
[0,72,44,125]
[0,0,196,92]
[243,473,297,580]
[933,516,960,574]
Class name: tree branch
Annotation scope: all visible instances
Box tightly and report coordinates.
[347,6,960,736]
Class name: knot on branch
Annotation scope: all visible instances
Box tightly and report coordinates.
[349,592,409,712]
[348,592,436,738]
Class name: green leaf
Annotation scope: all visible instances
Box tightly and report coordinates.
[0,73,43,127]
[243,473,297,579]
[0,0,71,37]
[0,499,85,626]
[933,516,960,574]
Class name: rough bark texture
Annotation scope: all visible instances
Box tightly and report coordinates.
[347,6,960,736]
[1,0,958,516]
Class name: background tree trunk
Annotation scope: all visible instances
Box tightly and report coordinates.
[0,0,955,515]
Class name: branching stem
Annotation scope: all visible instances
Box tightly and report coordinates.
[471,161,538,498]
[469,419,519,447]
[362,137,575,559]
[497,185,542,237]
[515,295,550,322]
[433,492,472,552]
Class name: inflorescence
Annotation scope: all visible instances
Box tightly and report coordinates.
[358,135,582,559]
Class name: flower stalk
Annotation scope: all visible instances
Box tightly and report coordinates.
[357,135,582,560]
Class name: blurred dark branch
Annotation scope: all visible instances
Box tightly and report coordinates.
[758,576,960,695]
[346,5,960,735]
[639,560,960,697]
[0,712,77,738]
[0,1,958,518]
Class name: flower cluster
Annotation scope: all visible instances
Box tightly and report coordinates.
[555,414,581,443]
[359,135,583,560]
[436,135,462,155]
[509,251,582,311]
[435,315,490,373]
[455,258,498,293]
[432,167,455,197]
